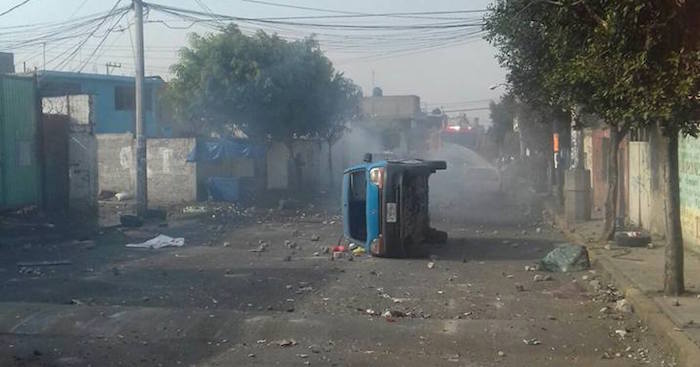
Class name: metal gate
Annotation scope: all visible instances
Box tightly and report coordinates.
[0,75,41,210]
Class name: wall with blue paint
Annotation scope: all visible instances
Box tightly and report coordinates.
[37,71,163,137]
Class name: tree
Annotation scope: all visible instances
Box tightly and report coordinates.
[485,0,699,295]
[164,25,362,188]
[317,74,363,189]
[488,93,516,156]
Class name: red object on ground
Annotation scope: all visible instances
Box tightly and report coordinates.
[333,245,347,252]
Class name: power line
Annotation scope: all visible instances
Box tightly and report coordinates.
[442,107,491,113]
[0,0,32,17]
[145,3,484,30]
[241,0,488,19]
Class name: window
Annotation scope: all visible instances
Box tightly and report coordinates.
[114,85,152,111]
[350,170,366,201]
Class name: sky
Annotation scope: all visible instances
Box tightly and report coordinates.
[1,0,507,124]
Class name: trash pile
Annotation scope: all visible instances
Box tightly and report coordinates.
[330,242,366,260]
[180,203,249,222]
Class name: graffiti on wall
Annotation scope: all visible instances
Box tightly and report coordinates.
[679,137,700,244]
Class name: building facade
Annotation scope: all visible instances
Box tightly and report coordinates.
[35,71,165,137]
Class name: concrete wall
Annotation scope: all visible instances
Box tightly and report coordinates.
[146,138,197,204]
[97,134,134,195]
[266,140,322,191]
[679,136,700,250]
[628,142,651,229]
[96,135,197,205]
[267,142,289,190]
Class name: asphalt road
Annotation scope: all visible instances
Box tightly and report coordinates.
[0,187,676,366]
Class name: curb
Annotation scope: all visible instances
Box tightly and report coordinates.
[544,201,700,367]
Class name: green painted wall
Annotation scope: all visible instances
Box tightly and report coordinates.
[0,75,41,209]
[679,136,700,249]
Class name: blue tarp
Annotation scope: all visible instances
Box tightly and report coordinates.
[207,176,255,203]
[187,138,265,162]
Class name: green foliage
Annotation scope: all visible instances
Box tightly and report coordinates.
[163,25,362,141]
[489,93,516,147]
[484,0,699,135]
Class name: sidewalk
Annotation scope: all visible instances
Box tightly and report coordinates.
[545,200,700,367]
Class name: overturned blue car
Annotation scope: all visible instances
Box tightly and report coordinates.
[342,154,448,258]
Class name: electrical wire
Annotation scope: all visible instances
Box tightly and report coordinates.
[0,0,32,17]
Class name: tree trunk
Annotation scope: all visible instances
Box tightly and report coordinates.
[664,129,684,296]
[601,128,621,241]
[327,140,334,190]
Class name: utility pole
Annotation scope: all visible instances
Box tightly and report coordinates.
[105,62,122,75]
[133,0,147,217]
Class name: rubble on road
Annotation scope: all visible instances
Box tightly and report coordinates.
[250,241,268,253]
[539,243,590,272]
[522,338,541,345]
[615,299,634,313]
[382,310,406,320]
[125,234,185,249]
[273,339,298,347]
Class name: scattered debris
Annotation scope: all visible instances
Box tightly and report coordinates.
[16,260,71,267]
[497,351,505,357]
[115,191,131,201]
[250,242,268,252]
[615,329,628,339]
[515,283,525,291]
[522,338,541,345]
[615,299,633,313]
[125,234,185,249]
[427,261,435,269]
[382,310,406,319]
[352,247,366,256]
[274,339,298,347]
[614,231,651,247]
[310,234,321,241]
[539,244,590,272]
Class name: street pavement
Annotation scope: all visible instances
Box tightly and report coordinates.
[0,189,677,366]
